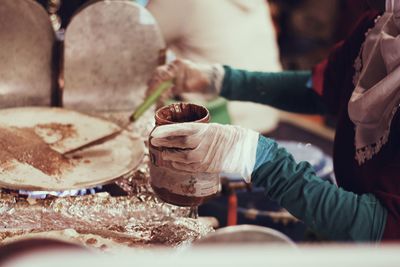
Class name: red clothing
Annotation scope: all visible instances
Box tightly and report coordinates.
[312,11,400,240]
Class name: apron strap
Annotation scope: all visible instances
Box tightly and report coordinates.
[386,0,393,12]
[387,0,400,14]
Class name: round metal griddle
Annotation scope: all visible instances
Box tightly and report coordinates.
[0,107,145,191]
[63,1,165,111]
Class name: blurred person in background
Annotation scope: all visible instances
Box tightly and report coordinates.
[269,0,339,70]
[147,0,282,133]
[147,0,281,72]
[146,0,400,241]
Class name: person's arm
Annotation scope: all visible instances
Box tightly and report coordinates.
[253,135,387,242]
[220,66,328,115]
[147,60,327,115]
[150,121,387,241]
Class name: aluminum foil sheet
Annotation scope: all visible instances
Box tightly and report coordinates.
[0,192,213,247]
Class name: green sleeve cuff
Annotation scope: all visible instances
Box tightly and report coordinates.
[220,66,327,114]
[252,135,387,242]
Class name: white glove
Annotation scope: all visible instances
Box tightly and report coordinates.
[147,59,225,98]
[150,122,260,182]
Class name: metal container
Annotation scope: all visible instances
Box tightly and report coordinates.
[0,0,56,107]
[194,225,295,246]
[63,1,165,111]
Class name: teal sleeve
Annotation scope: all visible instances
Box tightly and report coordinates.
[252,136,387,242]
[220,66,327,114]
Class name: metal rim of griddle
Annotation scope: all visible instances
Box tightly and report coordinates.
[0,107,145,191]
[194,224,296,246]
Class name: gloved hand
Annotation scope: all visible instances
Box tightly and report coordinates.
[147,59,224,99]
[150,122,259,182]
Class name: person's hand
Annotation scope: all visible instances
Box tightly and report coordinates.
[150,122,259,182]
[146,59,224,100]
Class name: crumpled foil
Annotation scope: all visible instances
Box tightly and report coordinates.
[0,192,213,247]
[0,110,214,248]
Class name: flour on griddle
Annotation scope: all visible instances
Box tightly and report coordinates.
[0,126,71,176]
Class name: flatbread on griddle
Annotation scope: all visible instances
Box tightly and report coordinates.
[0,107,121,154]
[0,158,55,187]
[0,107,145,191]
